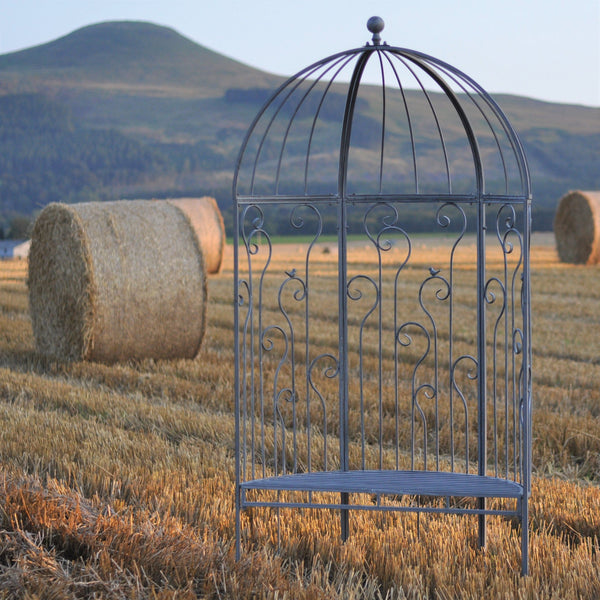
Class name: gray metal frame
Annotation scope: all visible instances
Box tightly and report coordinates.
[233,18,532,575]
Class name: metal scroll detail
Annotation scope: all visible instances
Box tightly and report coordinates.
[491,204,524,482]
[386,202,480,473]
[238,199,527,480]
[353,202,413,471]
[238,203,341,479]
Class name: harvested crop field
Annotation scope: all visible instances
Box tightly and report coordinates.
[0,232,598,598]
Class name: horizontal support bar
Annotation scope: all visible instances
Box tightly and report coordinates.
[241,499,520,518]
[242,470,524,498]
[235,193,529,206]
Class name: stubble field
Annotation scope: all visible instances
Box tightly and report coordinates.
[0,233,598,599]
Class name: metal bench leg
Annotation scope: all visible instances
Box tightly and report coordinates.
[478,498,486,549]
[340,492,350,541]
[521,497,529,576]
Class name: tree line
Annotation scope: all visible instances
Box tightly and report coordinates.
[0,93,231,236]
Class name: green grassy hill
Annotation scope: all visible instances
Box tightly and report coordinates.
[0,21,281,93]
[0,21,598,234]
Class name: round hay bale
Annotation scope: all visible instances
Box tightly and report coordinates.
[554,190,600,265]
[28,200,207,362]
[167,197,226,274]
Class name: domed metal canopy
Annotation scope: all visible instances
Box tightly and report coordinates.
[234,17,531,202]
[233,17,533,577]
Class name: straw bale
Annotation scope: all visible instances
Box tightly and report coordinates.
[554,190,600,265]
[28,200,207,362]
[167,197,226,274]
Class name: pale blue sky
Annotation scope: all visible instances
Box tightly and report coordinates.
[1,0,599,107]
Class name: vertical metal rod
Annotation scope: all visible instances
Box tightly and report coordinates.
[337,184,350,540]
[521,199,532,576]
[337,50,372,540]
[521,498,529,576]
[233,204,242,561]
[378,249,384,470]
[477,201,487,548]
[524,202,532,493]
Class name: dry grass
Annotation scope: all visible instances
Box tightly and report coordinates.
[0,232,598,598]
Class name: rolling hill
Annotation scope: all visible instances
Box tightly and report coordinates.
[0,20,598,235]
[0,21,281,93]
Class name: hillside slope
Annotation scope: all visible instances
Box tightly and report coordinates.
[0,21,598,233]
[0,21,281,94]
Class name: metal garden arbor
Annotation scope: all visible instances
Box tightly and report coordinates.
[233,17,532,575]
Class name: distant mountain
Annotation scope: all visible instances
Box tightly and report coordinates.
[0,21,281,93]
[0,21,598,235]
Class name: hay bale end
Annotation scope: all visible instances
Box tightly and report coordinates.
[167,197,226,274]
[554,190,600,265]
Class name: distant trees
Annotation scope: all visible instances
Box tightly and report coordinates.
[0,213,33,239]
[0,93,229,221]
[0,91,597,236]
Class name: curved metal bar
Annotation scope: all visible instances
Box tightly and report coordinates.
[392,227,412,469]
[363,202,399,249]
[233,43,530,202]
[240,203,274,453]
[277,268,307,473]
[303,54,358,194]
[241,204,265,254]
[245,50,366,195]
[232,48,356,197]
[495,204,523,479]
[307,353,340,471]
[514,327,525,480]
[388,52,453,193]
[288,203,325,474]
[463,84,530,197]
[381,51,419,192]
[485,276,507,476]
[347,273,379,468]
[436,202,468,247]
[240,204,273,480]
[238,277,251,480]
[389,46,530,198]
[290,204,321,241]
[392,51,485,195]
[347,274,380,306]
[262,324,289,475]
[415,382,436,468]
[337,50,374,538]
[436,202,467,470]
[374,50,387,194]
[451,354,478,472]
[233,46,369,200]
[419,270,451,313]
[516,329,527,484]
[274,53,354,194]
[250,66,323,195]
[431,63,511,195]
[338,51,372,197]
[364,202,405,468]
[396,321,431,470]
[274,387,294,475]
[419,269,451,469]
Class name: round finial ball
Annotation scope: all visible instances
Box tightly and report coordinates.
[367,16,384,35]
